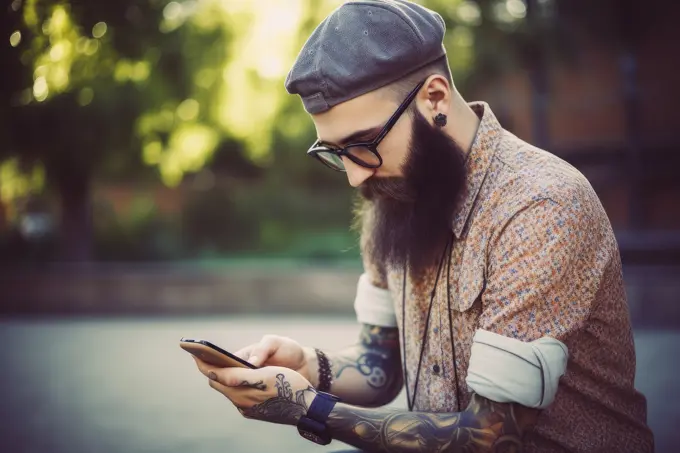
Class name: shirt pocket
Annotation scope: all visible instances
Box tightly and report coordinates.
[449,247,486,313]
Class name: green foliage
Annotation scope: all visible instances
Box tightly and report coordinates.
[2,0,572,262]
[180,180,359,260]
[92,195,182,261]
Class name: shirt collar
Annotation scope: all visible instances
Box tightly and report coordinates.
[452,102,503,238]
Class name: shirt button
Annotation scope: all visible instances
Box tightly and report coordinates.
[433,327,439,334]
[433,364,440,374]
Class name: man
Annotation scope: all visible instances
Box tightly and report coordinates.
[192,1,654,451]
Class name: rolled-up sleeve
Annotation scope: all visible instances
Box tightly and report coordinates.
[353,273,397,327]
[466,328,568,408]
[354,204,396,327]
[468,193,613,407]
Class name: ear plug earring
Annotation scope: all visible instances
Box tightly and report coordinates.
[434,113,447,127]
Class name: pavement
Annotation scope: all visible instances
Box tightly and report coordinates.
[0,315,678,453]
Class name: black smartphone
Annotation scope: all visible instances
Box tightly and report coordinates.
[180,337,257,369]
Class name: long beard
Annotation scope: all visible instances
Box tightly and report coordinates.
[358,110,467,279]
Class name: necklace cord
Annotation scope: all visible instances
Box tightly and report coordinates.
[401,235,453,411]
[445,237,462,412]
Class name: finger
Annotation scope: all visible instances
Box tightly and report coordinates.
[248,335,279,367]
[193,356,208,375]
[193,356,216,378]
[210,366,262,387]
[208,377,238,399]
[208,379,256,410]
[234,345,254,361]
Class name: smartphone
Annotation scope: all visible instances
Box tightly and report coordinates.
[180,337,258,369]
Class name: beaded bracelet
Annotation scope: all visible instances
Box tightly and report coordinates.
[315,348,333,393]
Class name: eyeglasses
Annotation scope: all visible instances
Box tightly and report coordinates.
[307,80,426,172]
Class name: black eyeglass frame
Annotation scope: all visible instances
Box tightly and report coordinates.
[307,80,426,172]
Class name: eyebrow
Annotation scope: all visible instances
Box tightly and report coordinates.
[322,125,383,147]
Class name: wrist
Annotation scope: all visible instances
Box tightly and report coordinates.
[300,346,319,387]
[292,388,318,425]
[296,390,340,445]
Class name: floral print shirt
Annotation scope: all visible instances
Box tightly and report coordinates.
[361,102,654,452]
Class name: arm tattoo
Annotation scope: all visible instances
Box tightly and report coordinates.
[360,324,400,350]
[331,324,403,404]
[336,352,389,389]
[238,380,267,391]
[327,393,538,452]
[242,373,315,426]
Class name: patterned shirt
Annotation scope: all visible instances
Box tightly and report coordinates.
[360,103,654,452]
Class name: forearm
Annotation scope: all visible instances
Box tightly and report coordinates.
[306,325,403,407]
[326,393,535,453]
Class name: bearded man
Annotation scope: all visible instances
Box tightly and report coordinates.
[191,1,654,451]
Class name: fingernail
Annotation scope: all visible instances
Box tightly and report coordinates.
[249,356,258,364]
[208,371,217,380]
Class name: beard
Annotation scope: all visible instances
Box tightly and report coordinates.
[357,109,467,279]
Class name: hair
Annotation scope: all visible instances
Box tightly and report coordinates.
[383,55,454,103]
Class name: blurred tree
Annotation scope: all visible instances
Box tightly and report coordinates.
[1,0,588,262]
[1,0,235,260]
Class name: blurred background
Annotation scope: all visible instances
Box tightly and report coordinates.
[1,0,679,452]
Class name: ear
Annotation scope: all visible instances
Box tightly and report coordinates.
[416,74,451,124]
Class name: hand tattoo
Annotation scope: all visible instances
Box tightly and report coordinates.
[239,380,267,391]
[277,373,293,399]
[241,373,316,426]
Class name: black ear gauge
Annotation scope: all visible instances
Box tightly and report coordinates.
[434,113,448,127]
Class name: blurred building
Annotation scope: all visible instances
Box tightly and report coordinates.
[469,0,680,248]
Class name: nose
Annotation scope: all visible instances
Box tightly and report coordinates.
[342,156,375,187]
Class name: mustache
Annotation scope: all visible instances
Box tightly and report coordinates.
[359,177,415,203]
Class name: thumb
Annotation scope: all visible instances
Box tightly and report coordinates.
[248,336,279,367]
[211,367,260,387]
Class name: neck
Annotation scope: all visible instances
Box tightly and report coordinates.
[443,95,481,157]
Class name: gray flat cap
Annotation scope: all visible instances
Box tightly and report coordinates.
[285,0,447,114]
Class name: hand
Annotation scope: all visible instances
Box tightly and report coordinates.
[234,335,315,383]
[193,356,317,426]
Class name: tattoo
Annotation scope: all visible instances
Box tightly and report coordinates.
[327,393,538,452]
[242,373,315,426]
[331,324,402,404]
[277,373,293,399]
[336,352,388,389]
[360,325,400,350]
[239,380,267,391]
